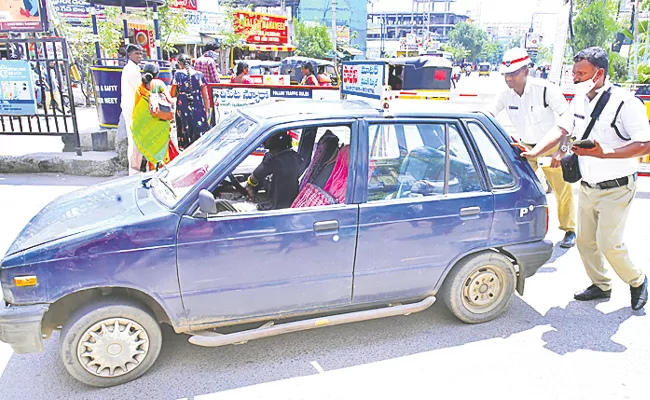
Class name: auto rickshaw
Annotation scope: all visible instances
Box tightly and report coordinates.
[384,56,453,98]
[236,60,281,76]
[478,62,491,77]
[281,56,340,86]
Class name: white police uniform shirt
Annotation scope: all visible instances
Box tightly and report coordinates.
[120,59,141,118]
[488,77,569,145]
[558,82,650,184]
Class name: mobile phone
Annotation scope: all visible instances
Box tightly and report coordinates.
[573,139,596,149]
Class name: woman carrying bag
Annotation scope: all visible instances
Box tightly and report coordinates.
[131,63,178,171]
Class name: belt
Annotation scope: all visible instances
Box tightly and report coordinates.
[581,173,638,190]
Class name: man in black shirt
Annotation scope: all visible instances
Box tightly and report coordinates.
[246,131,303,210]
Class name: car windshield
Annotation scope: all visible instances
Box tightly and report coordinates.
[151,112,258,207]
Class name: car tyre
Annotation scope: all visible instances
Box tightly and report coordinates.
[440,252,516,324]
[60,299,162,387]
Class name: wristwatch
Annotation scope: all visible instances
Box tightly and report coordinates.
[560,144,570,153]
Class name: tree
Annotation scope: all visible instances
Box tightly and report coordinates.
[448,22,489,61]
[294,20,334,59]
[536,44,553,64]
[479,41,504,64]
[442,43,469,63]
[154,5,188,54]
[573,1,618,52]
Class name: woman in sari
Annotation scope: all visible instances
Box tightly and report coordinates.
[231,61,253,84]
[171,54,210,150]
[131,63,176,172]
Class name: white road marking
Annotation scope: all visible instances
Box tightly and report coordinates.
[310,361,325,374]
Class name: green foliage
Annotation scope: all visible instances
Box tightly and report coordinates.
[479,41,504,64]
[442,43,469,62]
[609,52,628,81]
[637,64,650,84]
[573,1,618,52]
[536,44,553,64]
[217,3,252,49]
[448,22,489,61]
[294,19,334,59]
[155,5,188,52]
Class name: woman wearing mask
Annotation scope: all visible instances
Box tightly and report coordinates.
[231,61,253,84]
[300,63,319,86]
[131,63,176,172]
[171,54,210,150]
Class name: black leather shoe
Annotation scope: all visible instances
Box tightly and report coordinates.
[574,284,611,301]
[559,231,576,248]
[631,276,648,311]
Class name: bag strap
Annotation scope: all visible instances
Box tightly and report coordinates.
[579,87,612,141]
[543,87,548,108]
[611,100,631,141]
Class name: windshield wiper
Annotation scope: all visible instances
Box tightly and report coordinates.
[153,176,177,198]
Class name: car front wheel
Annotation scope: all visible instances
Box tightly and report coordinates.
[60,299,163,387]
[440,252,516,324]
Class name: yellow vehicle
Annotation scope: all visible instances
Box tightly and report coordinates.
[479,62,491,77]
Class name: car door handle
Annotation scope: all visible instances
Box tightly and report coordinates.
[314,220,339,233]
[459,207,481,218]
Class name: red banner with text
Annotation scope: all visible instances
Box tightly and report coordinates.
[233,11,288,45]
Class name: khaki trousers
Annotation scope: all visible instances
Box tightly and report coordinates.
[577,177,645,291]
[524,145,576,232]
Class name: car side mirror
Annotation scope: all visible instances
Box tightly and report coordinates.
[199,189,217,215]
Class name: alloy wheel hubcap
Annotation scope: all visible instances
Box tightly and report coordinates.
[77,318,149,378]
[462,266,506,313]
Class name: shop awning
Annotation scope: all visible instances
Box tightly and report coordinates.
[248,44,296,52]
[341,46,363,56]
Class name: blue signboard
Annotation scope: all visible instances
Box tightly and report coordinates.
[270,88,313,99]
[0,60,38,115]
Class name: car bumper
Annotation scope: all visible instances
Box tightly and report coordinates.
[501,240,554,294]
[0,303,49,354]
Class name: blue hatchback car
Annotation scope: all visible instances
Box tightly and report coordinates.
[0,101,553,387]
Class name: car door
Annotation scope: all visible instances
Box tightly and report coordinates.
[352,119,494,303]
[176,121,360,325]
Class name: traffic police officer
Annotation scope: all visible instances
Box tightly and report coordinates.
[488,47,577,248]
[523,47,649,310]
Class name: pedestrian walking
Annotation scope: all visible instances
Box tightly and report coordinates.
[131,63,176,170]
[119,44,144,175]
[522,47,649,310]
[488,47,577,248]
[194,44,220,84]
[170,54,210,150]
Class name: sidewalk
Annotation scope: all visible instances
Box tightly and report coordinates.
[0,107,126,177]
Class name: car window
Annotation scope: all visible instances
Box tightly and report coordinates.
[466,122,516,188]
[206,124,353,216]
[367,123,482,202]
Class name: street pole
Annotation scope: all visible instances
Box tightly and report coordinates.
[89,0,102,64]
[331,0,337,64]
[634,0,640,79]
[153,3,162,60]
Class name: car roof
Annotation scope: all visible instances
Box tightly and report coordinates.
[239,100,485,124]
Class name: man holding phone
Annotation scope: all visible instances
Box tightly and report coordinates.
[522,47,650,310]
[488,47,577,248]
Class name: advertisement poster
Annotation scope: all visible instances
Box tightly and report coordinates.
[0,60,37,115]
[51,0,104,25]
[234,11,288,45]
[341,62,385,100]
[169,0,197,11]
[0,0,47,32]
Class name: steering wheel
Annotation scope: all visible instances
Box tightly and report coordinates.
[227,173,249,197]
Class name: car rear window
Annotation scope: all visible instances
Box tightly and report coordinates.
[466,122,516,188]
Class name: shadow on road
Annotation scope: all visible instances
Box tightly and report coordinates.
[0,295,641,400]
[541,300,641,355]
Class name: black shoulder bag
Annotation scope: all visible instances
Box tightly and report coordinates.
[560,88,612,183]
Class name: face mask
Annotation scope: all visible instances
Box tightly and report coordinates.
[574,70,599,95]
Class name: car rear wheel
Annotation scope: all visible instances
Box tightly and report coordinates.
[60,299,162,387]
[440,252,516,324]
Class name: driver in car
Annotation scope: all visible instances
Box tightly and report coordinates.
[246,131,303,210]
